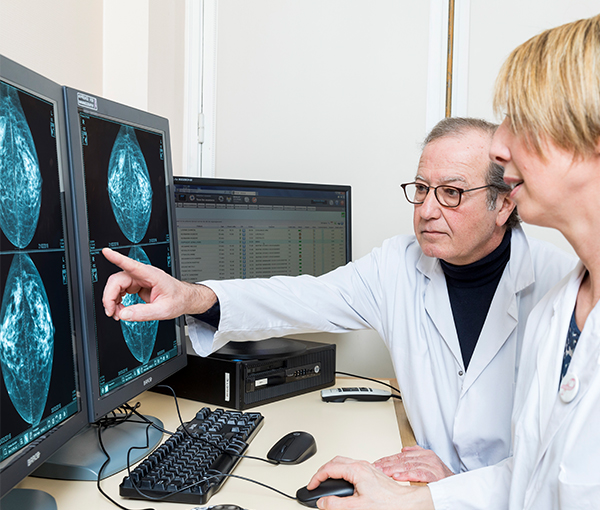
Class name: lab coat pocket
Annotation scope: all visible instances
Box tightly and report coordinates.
[557,477,600,510]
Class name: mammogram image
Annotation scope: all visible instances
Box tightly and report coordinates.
[120,246,158,364]
[0,82,42,249]
[107,125,152,244]
[0,253,54,426]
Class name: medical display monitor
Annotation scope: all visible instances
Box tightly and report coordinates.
[64,87,185,423]
[0,55,88,504]
[173,177,352,283]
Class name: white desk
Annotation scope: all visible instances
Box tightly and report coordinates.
[16,379,404,509]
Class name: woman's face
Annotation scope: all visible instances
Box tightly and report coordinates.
[489,119,586,230]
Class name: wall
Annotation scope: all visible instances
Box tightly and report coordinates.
[102,0,150,109]
[0,0,186,178]
[147,0,186,177]
[0,0,104,94]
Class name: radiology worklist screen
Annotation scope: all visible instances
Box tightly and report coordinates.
[175,185,348,282]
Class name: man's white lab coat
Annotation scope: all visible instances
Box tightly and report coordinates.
[187,227,575,474]
[430,263,600,509]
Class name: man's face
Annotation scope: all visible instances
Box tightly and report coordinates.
[413,130,508,266]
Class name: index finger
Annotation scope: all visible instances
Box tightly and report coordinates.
[102,247,147,275]
[102,247,163,292]
[101,248,150,316]
[307,457,356,490]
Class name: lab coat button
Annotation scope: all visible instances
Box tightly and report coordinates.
[458,370,464,376]
[559,375,579,403]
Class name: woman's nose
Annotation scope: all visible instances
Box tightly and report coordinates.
[490,120,511,166]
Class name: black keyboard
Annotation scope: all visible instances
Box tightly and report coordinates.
[119,407,264,504]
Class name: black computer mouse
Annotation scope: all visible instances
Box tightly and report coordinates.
[296,478,355,508]
[266,431,317,464]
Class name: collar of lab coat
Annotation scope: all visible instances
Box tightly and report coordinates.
[416,226,536,390]
[534,263,600,459]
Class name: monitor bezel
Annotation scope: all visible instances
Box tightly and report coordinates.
[173,175,353,266]
[63,86,186,423]
[0,55,89,499]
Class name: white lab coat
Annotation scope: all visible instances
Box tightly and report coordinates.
[187,227,575,474]
[429,263,600,510]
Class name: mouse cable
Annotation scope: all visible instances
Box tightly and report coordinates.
[124,469,297,503]
[335,370,402,399]
[95,402,173,509]
[117,403,176,436]
[145,385,279,466]
[96,416,156,510]
[218,471,297,500]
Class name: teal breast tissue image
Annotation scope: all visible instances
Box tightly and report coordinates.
[0,253,54,426]
[108,124,153,245]
[0,81,42,249]
[120,246,159,364]
[106,124,157,365]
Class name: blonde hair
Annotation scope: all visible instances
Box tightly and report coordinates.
[493,14,600,158]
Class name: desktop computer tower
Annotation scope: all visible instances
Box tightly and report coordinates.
[155,338,336,410]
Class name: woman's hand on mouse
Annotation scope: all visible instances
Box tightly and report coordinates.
[307,456,435,510]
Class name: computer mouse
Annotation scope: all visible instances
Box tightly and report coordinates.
[296,478,355,508]
[266,431,317,464]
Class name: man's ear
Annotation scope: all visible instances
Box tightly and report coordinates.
[496,193,516,227]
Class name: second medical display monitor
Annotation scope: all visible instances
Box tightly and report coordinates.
[63,88,185,423]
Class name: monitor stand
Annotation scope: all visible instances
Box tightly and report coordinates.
[1,489,57,510]
[31,416,163,481]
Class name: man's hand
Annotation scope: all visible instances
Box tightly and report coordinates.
[372,446,454,483]
[306,456,434,510]
[101,247,217,321]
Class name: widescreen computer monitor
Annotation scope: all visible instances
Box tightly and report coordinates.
[173,177,352,283]
[0,55,89,509]
[53,86,186,478]
[171,176,351,359]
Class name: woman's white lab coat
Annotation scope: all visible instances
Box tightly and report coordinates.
[188,227,575,475]
[430,263,600,509]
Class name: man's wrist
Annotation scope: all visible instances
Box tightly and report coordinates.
[183,282,218,315]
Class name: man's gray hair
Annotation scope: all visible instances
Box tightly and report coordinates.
[423,117,520,230]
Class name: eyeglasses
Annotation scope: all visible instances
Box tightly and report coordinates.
[400,181,492,208]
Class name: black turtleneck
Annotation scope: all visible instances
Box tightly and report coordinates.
[440,229,512,371]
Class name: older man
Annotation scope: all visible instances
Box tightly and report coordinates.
[102,117,575,482]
